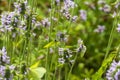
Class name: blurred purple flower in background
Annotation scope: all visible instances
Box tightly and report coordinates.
[60,0,77,20]
[102,4,111,13]
[79,10,87,21]
[117,24,120,32]
[64,0,77,9]
[115,2,120,9]
[56,0,60,5]
[72,16,78,22]
[99,4,111,13]
[94,25,105,33]
[97,0,106,4]
[112,11,117,18]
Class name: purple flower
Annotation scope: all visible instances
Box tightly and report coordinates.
[56,0,60,3]
[58,58,65,64]
[32,17,36,24]
[114,69,120,80]
[0,65,5,77]
[14,2,22,14]
[63,11,71,20]
[19,21,26,30]
[102,4,111,13]
[56,0,60,5]
[35,21,41,28]
[0,47,10,64]
[106,60,120,80]
[115,2,120,9]
[58,48,64,56]
[41,18,51,27]
[112,11,117,18]
[79,10,87,21]
[72,16,78,22]
[97,0,106,4]
[76,39,86,53]
[117,24,120,32]
[14,0,29,14]
[94,25,105,33]
[0,12,20,32]
[9,65,15,71]
[60,0,77,20]
[52,17,58,21]
[64,0,77,9]
[57,32,65,42]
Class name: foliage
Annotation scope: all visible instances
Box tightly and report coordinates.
[0,0,120,80]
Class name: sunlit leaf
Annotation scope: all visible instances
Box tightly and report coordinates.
[92,52,116,79]
[65,46,73,48]
[44,41,54,48]
[75,24,85,31]
[44,41,60,48]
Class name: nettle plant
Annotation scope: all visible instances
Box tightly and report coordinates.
[92,1,120,80]
[0,0,87,80]
[0,0,46,80]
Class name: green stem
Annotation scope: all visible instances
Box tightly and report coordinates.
[45,0,55,80]
[104,10,118,60]
[8,0,11,11]
[58,67,61,80]
[67,52,79,80]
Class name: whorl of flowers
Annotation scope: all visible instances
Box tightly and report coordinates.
[60,0,78,21]
[58,48,73,64]
[106,60,120,80]
[0,47,10,64]
[41,18,51,27]
[64,0,77,9]
[100,4,111,13]
[0,12,20,32]
[14,0,31,15]
[76,39,86,53]
[0,0,30,32]
[0,47,15,79]
[58,39,86,64]
[0,0,49,37]
[98,0,111,13]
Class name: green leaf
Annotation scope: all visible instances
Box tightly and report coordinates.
[69,74,80,80]
[75,24,85,31]
[44,41,60,48]
[65,46,74,48]
[29,67,46,80]
[44,41,54,48]
[13,38,24,47]
[92,52,116,79]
